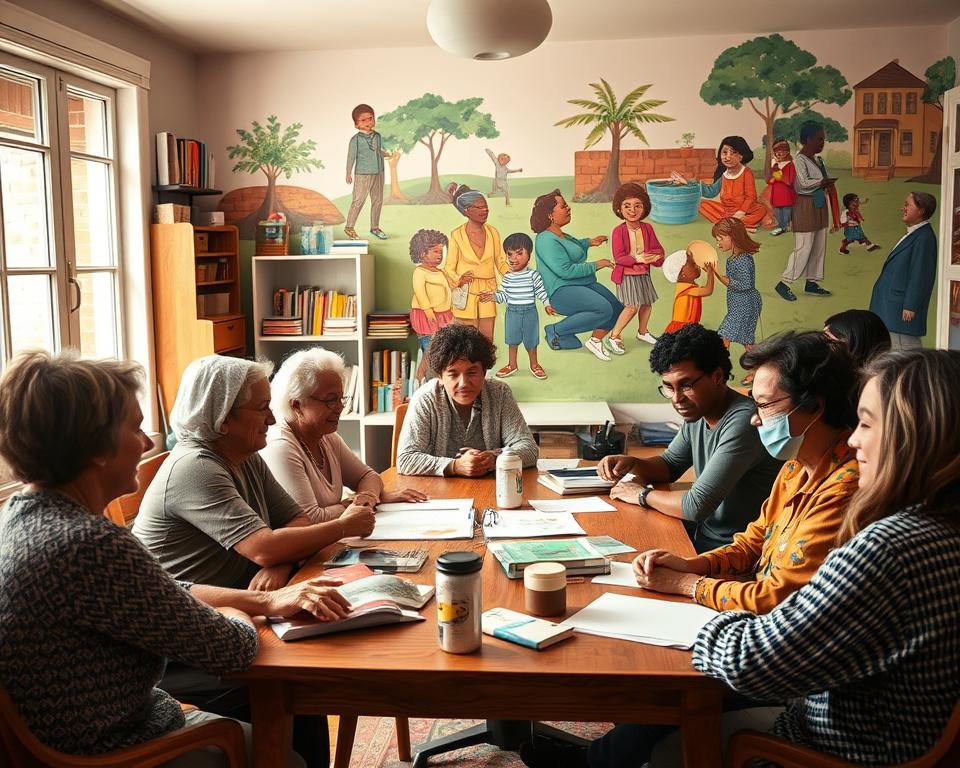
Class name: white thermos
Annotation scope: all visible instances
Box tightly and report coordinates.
[436,551,483,653]
[496,450,523,509]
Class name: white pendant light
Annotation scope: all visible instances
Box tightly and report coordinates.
[426,0,552,61]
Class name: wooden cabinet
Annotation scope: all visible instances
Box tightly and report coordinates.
[151,223,245,416]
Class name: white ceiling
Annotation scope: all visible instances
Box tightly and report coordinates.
[90,0,960,54]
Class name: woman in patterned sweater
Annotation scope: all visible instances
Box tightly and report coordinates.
[0,351,341,765]
[658,349,960,766]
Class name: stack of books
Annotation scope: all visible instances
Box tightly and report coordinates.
[155,131,214,188]
[487,538,611,579]
[261,316,302,335]
[265,287,357,336]
[537,468,614,496]
[366,311,411,339]
[331,239,368,255]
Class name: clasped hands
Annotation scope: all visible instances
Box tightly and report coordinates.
[451,447,498,477]
[631,549,701,597]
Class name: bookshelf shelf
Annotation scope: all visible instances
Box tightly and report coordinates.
[252,254,361,263]
[197,279,235,287]
[196,251,235,258]
[257,334,360,343]
[153,184,223,196]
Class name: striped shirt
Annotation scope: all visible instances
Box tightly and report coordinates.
[693,507,960,765]
[493,268,549,306]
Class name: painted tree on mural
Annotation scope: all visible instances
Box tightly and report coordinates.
[701,34,851,170]
[376,105,423,203]
[763,109,847,147]
[911,55,957,184]
[226,115,324,231]
[381,93,499,204]
[556,79,673,203]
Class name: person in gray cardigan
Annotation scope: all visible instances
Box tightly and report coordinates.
[397,323,538,476]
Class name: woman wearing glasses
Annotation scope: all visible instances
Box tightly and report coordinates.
[262,348,425,524]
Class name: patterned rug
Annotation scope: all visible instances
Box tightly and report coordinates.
[343,717,613,767]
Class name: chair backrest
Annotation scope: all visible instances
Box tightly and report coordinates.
[390,402,409,467]
[104,451,169,527]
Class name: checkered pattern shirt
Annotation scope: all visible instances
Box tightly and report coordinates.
[693,507,960,765]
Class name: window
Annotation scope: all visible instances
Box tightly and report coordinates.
[901,131,913,156]
[863,93,873,114]
[877,93,887,114]
[0,52,122,372]
[907,93,917,114]
[892,93,902,114]
[858,132,870,155]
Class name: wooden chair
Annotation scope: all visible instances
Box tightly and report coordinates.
[104,451,169,526]
[725,703,960,768]
[390,402,409,468]
[0,685,246,768]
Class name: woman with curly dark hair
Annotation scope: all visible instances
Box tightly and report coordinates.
[395,324,537,476]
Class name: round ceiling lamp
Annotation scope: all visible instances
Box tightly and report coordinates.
[426,0,553,61]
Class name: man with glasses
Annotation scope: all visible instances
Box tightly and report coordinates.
[598,323,780,552]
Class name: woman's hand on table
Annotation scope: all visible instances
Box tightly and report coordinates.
[338,503,376,538]
[598,453,637,482]
[589,235,609,248]
[609,480,645,505]
[632,550,699,596]
[266,577,352,621]
[248,562,295,592]
[452,448,496,477]
[381,487,429,503]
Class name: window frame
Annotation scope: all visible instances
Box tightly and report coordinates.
[901,130,913,156]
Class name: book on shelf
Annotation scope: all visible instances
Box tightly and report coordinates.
[267,563,433,641]
[323,547,428,573]
[366,310,411,338]
[537,468,615,496]
[268,287,357,335]
[155,131,213,189]
[487,538,610,579]
[369,348,417,413]
[482,607,575,650]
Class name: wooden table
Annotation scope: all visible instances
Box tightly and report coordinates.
[233,468,725,768]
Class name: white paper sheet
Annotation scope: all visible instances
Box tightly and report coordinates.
[361,498,475,540]
[528,496,617,514]
[591,561,641,587]
[482,511,585,539]
[536,458,582,471]
[560,592,718,650]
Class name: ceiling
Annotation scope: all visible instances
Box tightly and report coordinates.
[90,0,960,54]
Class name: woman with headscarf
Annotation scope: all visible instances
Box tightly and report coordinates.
[671,135,772,232]
[443,182,509,341]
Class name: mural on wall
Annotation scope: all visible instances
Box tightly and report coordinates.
[220,115,341,239]
[214,33,955,402]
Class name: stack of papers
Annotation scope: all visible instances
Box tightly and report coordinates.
[361,499,475,540]
[528,496,616,514]
[561,592,718,650]
[482,511,585,539]
[537,468,615,496]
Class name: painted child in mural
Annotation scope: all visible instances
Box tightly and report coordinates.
[765,137,797,236]
[485,148,523,206]
[712,217,763,363]
[661,247,715,334]
[408,228,467,381]
[839,193,881,254]
[479,233,557,381]
[670,135,774,232]
[344,103,390,241]
[443,183,508,342]
[529,189,620,361]
[605,182,665,355]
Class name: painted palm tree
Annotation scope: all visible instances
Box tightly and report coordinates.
[556,79,673,202]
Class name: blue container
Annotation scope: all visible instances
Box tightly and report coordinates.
[647,180,701,225]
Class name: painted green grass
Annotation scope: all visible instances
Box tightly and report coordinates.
[278,171,939,403]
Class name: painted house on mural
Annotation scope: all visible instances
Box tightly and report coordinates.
[852,59,941,180]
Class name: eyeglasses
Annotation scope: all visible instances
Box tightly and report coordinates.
[748,391,793,422]
[657,373,705,400]
[309,394,349,410]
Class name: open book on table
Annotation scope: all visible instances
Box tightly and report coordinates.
[268,563,434,641]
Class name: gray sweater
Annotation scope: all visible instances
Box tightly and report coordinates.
[0,491,258,755]
[396,378,537,476]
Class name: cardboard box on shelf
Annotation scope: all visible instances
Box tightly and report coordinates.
[537,430,579,458]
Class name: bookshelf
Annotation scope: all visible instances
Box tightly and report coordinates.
[252,253,399,470]
[151,224,245,417]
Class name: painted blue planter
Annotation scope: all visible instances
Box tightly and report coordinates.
[647,180,700,225]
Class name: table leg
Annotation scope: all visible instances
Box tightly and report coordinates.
[680,689,723,768]
[334,714,358,768]
[249,681,292,768]
[395,716,411,762]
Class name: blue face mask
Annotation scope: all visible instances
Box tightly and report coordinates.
[757,403,820,460]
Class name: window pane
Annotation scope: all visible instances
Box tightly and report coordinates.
[67,91,108,157]
[77,270,118,357]
[8,273,55,353]
[71,158,114,267]
[0,146,52,268]
[0,69,41,143]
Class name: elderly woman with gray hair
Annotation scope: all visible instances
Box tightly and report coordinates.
[443,182,508,340]
[261,348,425,519]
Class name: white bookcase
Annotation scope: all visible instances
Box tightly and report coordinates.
[937,84,960,351]
[252,253,395,470]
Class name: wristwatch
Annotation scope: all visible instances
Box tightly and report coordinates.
[637,484,655,508]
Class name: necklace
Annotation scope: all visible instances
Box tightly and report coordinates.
[293,428,325,475]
